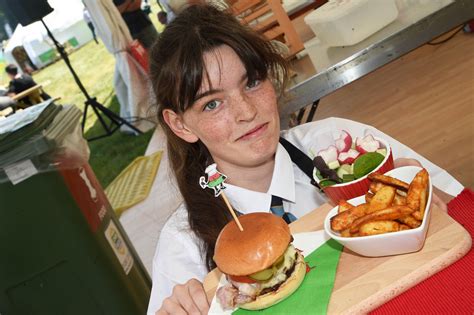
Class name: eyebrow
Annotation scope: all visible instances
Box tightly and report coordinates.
[194,73,248,102]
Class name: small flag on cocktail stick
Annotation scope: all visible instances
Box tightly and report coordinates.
[199,163,243,231]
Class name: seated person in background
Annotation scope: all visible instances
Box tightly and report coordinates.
[0,96,16,115]
[113,0,160,49]
[5,64,51,105]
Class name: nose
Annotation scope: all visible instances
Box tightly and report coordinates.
[232,92,257,122]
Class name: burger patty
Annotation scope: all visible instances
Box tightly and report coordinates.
[259,252,297,295]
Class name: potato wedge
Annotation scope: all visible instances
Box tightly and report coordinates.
[340,229,352,237]
[368,172,410,191]
[399,224,411,231]
[368,185,396,213]
[359,220,400,236]
[393,193,407,206]
[396,190,407,197]
[369,181,385,194]
[330,203,369,232]
[349,206,414,234]
[406,168,429,213]
[419,183,428,219]
[365,192,374,203]
[397,215,421,228]
[412,210,423,221]
[338,200,354,213]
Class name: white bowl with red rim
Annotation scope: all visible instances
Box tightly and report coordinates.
[323,166,433,257]
[314,136,394,204]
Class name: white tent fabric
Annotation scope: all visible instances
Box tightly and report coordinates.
[4,0,93,71]
[3,24,47,71]
[83,0,154,133]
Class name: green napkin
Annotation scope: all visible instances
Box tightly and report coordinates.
[234,239,343,315]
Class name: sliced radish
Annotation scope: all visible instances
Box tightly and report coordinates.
[335,130,352,153]
[355,134,380,153]
[317,145,338,164]
[338,149,360,164]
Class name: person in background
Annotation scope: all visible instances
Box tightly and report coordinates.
[157,0,176,25]
[143,0,152,15]
[5,64,50,105]
[113,0,159,49]
[83,7,99,44]
[0,95,16,115]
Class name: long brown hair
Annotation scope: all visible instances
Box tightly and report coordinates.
[149,4,289,271]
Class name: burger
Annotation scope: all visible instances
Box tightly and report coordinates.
[214,213,306,310]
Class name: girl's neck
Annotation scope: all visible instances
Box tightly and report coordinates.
[217,157,275,193]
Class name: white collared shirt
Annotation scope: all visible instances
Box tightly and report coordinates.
[224,142,327,218]
[147,118,463,314]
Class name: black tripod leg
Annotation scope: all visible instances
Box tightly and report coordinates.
[305,99,320,123]
[81,102,89,131]
[87,98,114,134]
[296,108,305,125]
[89,99,142,135]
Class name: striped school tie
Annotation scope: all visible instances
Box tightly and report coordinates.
[270,195,297,224]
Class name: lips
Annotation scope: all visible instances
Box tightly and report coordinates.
[237,123,268,141]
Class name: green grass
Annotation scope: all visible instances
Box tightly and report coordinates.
[0,60,7,87]
[84,96,154,187]
[21,2,167,188]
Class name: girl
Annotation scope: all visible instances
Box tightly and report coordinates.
[147,5,457,314]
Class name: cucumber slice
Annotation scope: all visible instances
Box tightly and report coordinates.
[319,179,337,188]
[336,164,352,179]
[327,160,340,170]
[315,169,324,180]
[342,174,355,182]
[376,148,387,156]
[249,267,274,281]
[273,254,285,269]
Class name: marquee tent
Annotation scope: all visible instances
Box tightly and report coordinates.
[4,0,152,133]
[3,0,93,70]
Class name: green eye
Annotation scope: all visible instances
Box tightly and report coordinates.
[246,79,260,89]
[203,100,221,111]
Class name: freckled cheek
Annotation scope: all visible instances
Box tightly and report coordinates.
[195,117,234,145]
[255,88,278,117]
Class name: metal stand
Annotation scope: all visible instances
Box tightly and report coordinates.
[40,19,142,141]
[295,99,319,125]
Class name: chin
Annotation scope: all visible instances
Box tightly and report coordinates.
[246,130,280,161]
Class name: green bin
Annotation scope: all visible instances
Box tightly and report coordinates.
[0,102,151,314]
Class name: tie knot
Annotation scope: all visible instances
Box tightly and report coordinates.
[270,195,296,224]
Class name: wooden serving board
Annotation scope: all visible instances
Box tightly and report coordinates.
[203,204,472,314]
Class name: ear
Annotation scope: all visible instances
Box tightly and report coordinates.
[162,109,199,143]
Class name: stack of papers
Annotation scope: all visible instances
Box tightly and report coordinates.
[0,100,82,169]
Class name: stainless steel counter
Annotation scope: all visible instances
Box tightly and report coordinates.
[281,0,474,128]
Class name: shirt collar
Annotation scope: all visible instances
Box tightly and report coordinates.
[224,143,296,214]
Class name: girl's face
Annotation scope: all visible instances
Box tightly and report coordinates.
[164,45,280,171]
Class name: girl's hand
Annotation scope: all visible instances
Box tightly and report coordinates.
[394,158,452,212]
[156,279,209,315]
